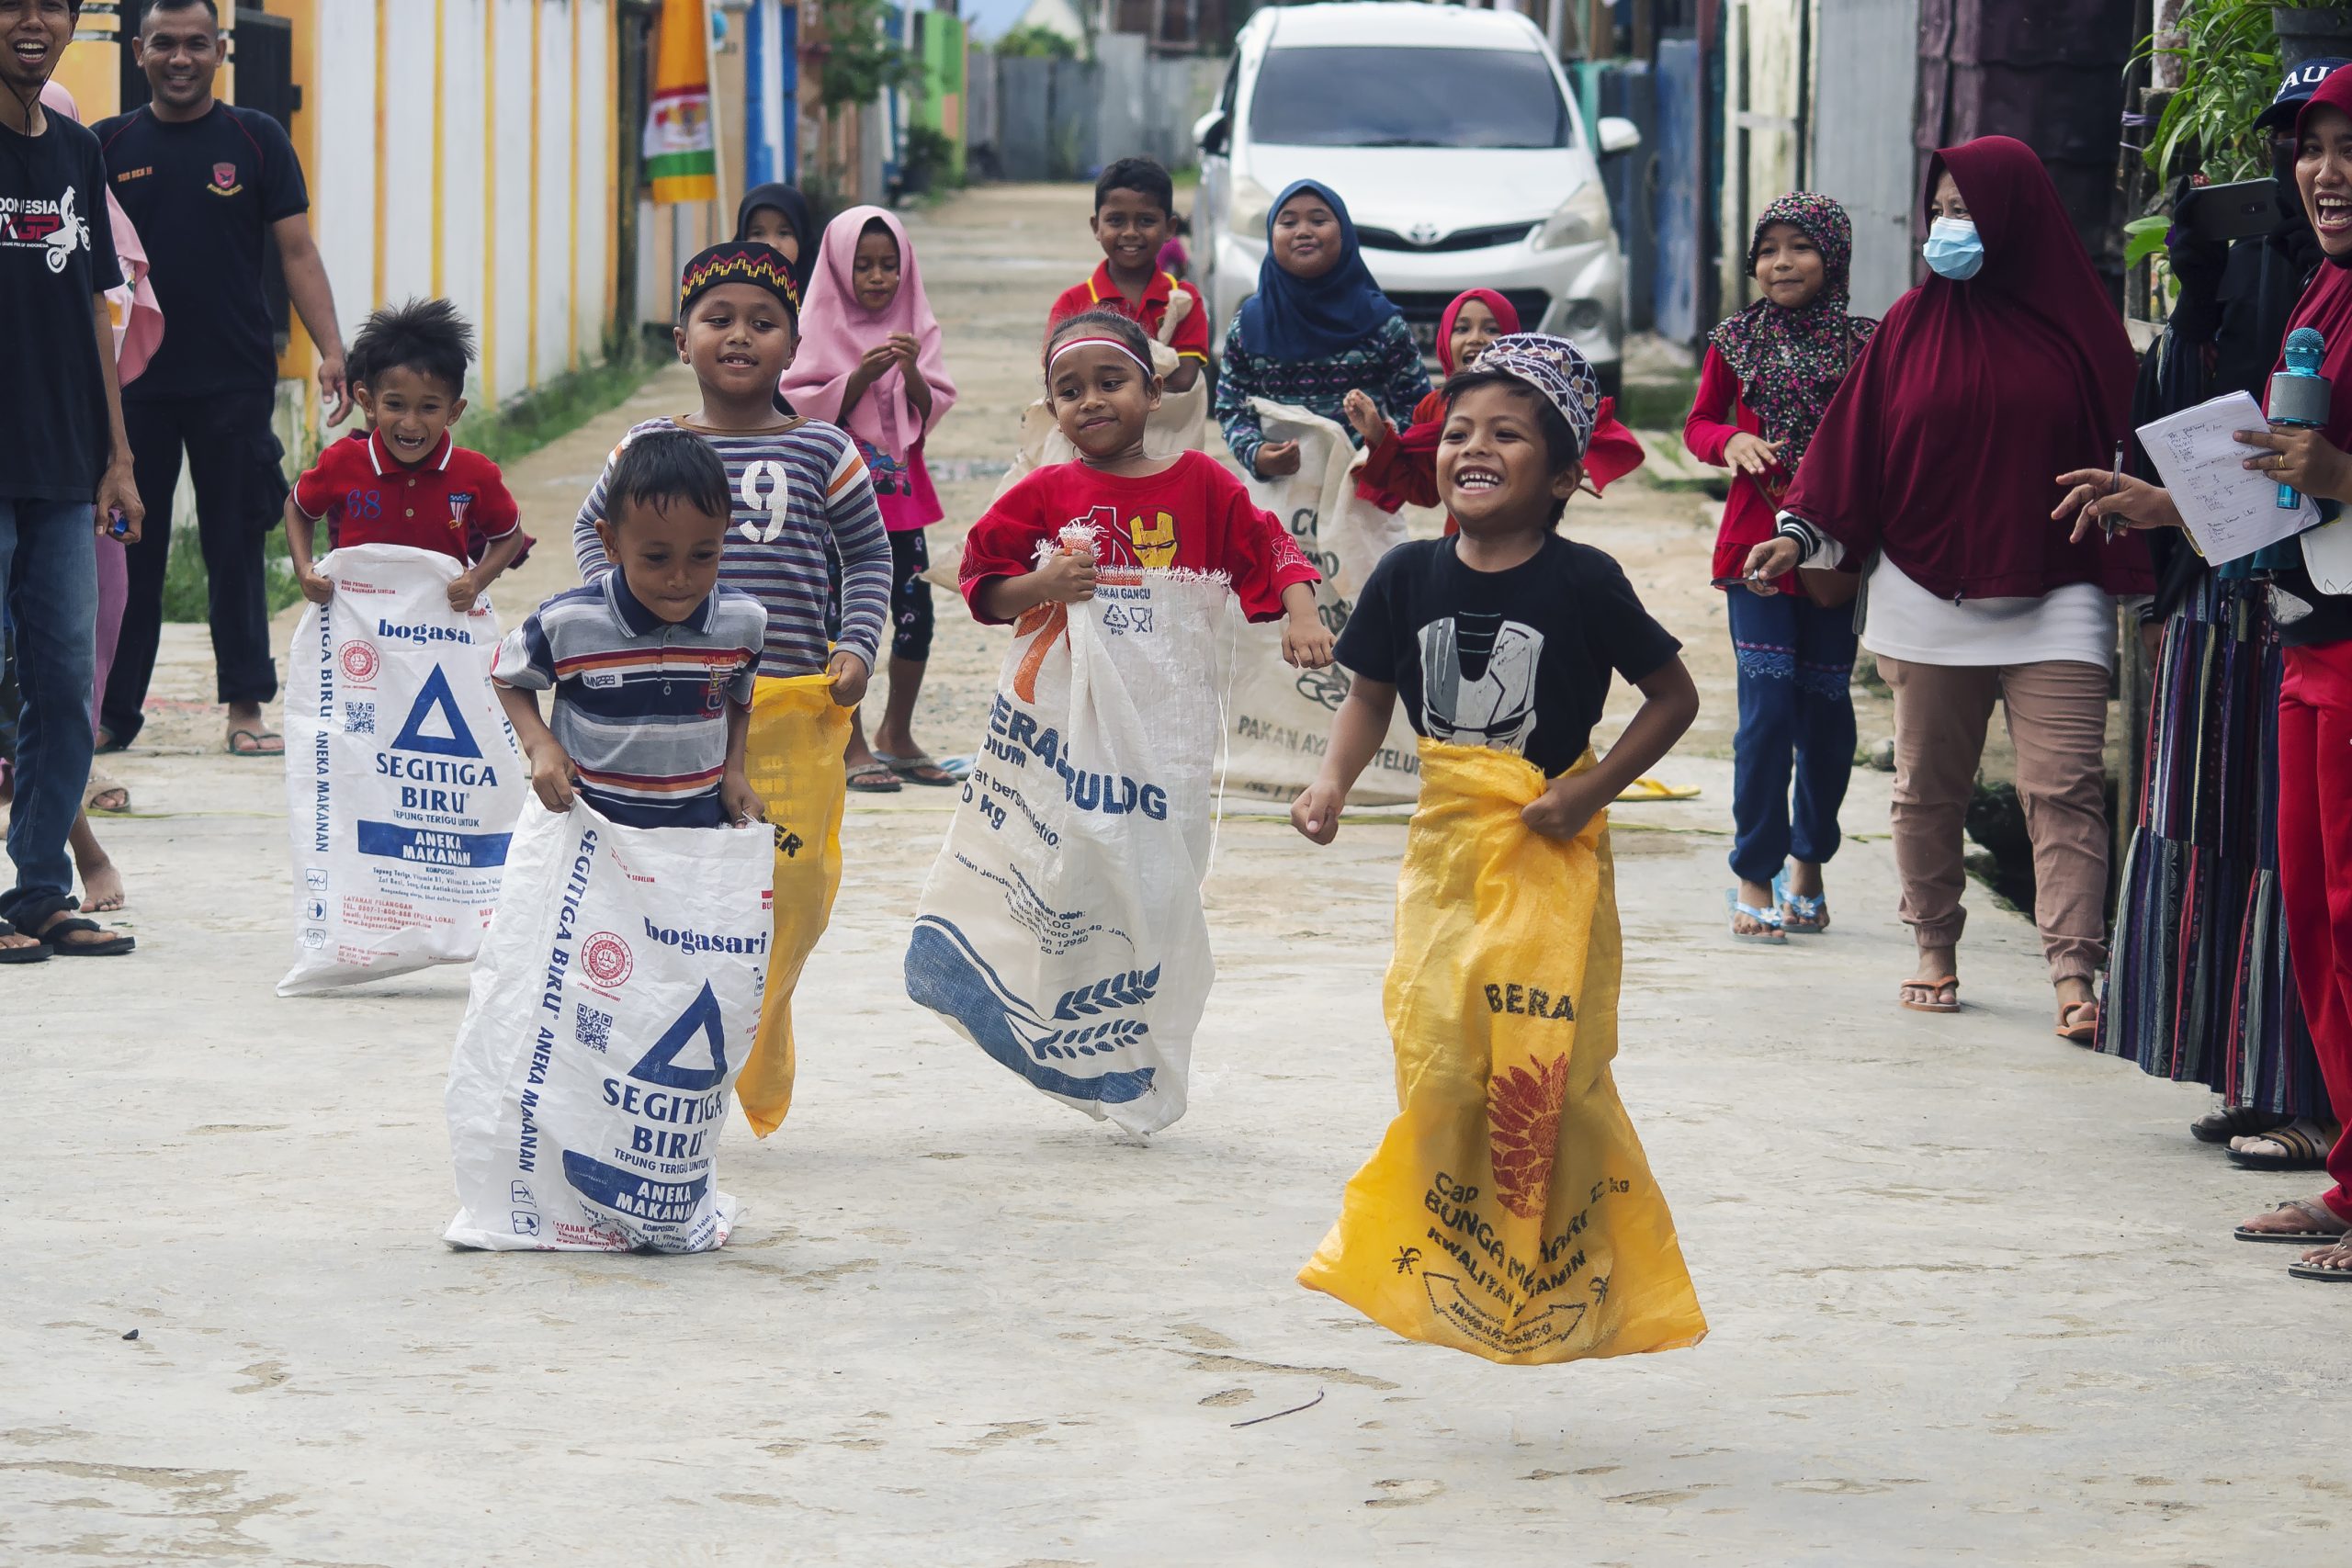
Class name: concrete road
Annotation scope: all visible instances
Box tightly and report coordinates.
[6,186,2346,1566]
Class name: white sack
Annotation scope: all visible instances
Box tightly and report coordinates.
[906,571,1229,1134]
[444,800,774,1253]
[1229,400,1422,803]
[278,544,526,996]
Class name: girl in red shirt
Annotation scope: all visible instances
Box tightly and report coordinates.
[961,310,1332,670]
[1686,192,1876,942]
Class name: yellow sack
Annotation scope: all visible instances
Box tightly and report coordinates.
[735,673,852,1136]
[1298,740,1707,1365]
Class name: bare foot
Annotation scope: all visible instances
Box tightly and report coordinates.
[79,859,127,913]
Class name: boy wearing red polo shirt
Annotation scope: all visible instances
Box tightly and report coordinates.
[1047,157,1208,392]
[286,298,522,612]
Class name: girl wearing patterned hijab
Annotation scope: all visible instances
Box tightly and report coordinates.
[1685,192,1874,944]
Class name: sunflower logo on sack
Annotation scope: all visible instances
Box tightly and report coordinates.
[1487,1053,1571,1219]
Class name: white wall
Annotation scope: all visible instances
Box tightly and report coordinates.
[303,0,619,411]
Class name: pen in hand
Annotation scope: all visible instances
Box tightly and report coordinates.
[2101,442,2123,540]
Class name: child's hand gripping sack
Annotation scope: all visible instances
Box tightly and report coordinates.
[1297,742,1708,1364]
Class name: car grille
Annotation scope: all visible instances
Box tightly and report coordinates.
[1359,221,1540,253]
[1387,288,1555,355]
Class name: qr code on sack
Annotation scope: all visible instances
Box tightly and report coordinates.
[344,701,376,734]
[574,1004,613,1052]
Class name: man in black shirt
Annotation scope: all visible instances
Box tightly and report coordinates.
[95,0,352,757]
[0,0,142,957]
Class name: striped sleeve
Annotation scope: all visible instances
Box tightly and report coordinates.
[573,427,659,581]
[821,435,893,668]
[492,610,556,690]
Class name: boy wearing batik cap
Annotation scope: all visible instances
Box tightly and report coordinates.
[567,241,892,1139]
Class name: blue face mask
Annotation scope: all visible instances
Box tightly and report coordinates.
[1923,217,1984,280]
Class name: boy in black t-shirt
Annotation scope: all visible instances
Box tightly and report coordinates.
[1295,335,1698,844]
[0,0,144,960]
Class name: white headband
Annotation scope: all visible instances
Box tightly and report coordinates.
[1046,335,1154,376]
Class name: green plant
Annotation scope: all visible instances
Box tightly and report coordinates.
[900,124,960,190]
[2136,0,2290,184]
[807,0,920,109]
[994,23,1078,60]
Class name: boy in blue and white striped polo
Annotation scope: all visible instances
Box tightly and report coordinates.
[494,431,767,829]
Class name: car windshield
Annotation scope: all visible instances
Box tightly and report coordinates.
[1247,46,1571,149]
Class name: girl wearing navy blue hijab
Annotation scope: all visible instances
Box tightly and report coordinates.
[1213,181,1430,479]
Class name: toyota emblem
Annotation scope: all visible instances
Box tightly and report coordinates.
[1408,221,1442,247]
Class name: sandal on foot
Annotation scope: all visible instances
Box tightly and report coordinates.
[1725,889,1785,944]
[39,915,135,956]
[1773,870,1828,934]
[1900,976,1961,1014]
[226,728,284,758]
[2289,1246,2352,1281]
[846,761,903,795]
[2227,1118,2340,1171]
[872,750,958,787]
[0,918,51,965]
[2055,1000,2100,1044]
[83,771,130,814]
[2193,1105,2292,1145]
[2233,1199,2349,1245]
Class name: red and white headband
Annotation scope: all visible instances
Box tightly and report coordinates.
[1046,335,1154,376]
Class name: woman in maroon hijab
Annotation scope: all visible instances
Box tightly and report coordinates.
[1747,137,2150,1032]
[2061,68,2352,1281]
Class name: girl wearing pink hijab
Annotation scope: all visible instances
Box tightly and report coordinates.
[782,206,960,791]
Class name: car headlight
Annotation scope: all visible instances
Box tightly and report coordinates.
[1531,179,1613,252]
[1228,173,1277,241]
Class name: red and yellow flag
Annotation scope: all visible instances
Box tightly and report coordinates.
[644,0,716,204]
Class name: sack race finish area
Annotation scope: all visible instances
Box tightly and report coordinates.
[444,799,773,1253]
[905,570,1228,1134]
[279,544,526,996]
[1231,400,1420,802]
[1298,742,1708,1365]
[736,672,854,1136]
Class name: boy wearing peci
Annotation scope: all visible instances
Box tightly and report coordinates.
[1048,157,1208,392]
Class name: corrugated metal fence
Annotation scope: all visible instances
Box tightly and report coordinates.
[971,39,1222,182]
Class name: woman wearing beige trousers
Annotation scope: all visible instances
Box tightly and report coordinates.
[1745,136,2150,1034]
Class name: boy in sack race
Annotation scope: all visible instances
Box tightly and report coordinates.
[446,433,772,1253]
[573,243,888,1136]
[1291,335,1709,1364]
[905,311,1331,1134]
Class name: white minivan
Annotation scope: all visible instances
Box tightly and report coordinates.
[1194,2,1640,393]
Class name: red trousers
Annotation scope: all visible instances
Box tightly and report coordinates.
[2277,639,2352,1220]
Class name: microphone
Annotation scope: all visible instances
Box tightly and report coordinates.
[2270,326,2330,509]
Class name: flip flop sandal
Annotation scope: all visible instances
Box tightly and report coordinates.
[2227,1118,2340,1171]
[1773,870,1828,934]
[2193,1105,2292,1145]
[39,916,134,956]
[226,728,285,758]
[872,750,958,787]
[84,772,130,814]
[0,919,51,965]
[1899,976,1962,1014]
[845,761,903,795]
[2054,1001,2100,1044]
[1616,775,1701,802]
[2233,1199,2350,1245]
[1725,889,1785,943]
[2288,1250,2352,1281]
